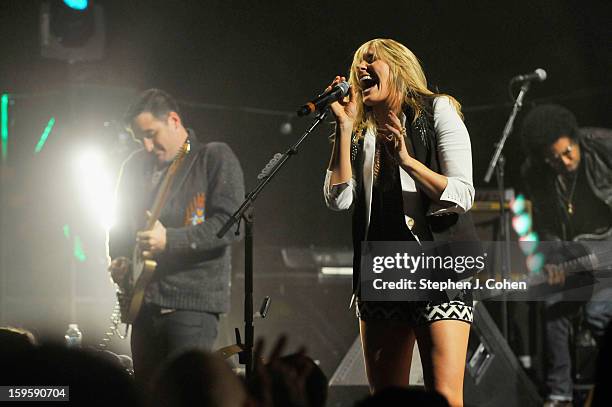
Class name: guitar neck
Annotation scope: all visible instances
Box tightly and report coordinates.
[146,173,173,229]
[145,141,190,230]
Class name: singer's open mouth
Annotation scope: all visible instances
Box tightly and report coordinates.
[359,74,378,90]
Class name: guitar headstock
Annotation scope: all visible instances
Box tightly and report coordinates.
[176,139,190,160]
[180,139,190,156]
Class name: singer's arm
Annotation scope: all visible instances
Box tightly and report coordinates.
[389,97,474,212]
[324,122,355,211]
[327,76,356,185]
[324,76,357,211]
[412,97,474,212]
[327,122,353,185]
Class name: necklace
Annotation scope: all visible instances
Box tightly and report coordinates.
[560,169,579,215]
[373,138,399,189]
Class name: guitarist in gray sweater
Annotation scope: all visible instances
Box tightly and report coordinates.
[107,89,245,384]
[520,104,612,407]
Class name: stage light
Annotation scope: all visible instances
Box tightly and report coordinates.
[320,267,352,275]
[40,0,105,62]
[279,120,292,135]
[63,0,88,11]
[63,224,71,239]
[73,235,87,262]
[61,224,86,261]
[519,231,539,242]
[512,213,532,237]
[34,117,56,154]
[74,149,115,230]
[526,252,545,274]
[519,232,539,255]
[510,194,526,215]
[49,1,95,48]
[1,93,8,161]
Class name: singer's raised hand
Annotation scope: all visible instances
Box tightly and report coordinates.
[384,110,413,167]
[326,75,356,186]
[327,76,356,128]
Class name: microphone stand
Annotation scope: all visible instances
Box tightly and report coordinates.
[484,81,531,340]
[217,109,329,379]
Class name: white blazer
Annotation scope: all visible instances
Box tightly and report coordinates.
[324,96,475,241]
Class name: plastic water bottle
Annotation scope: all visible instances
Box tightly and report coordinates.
[64,324,82,348]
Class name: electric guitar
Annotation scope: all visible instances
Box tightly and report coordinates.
[526,227,612,288]
[117,141,191,323]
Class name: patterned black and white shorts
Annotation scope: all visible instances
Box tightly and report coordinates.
[356,299,473,325]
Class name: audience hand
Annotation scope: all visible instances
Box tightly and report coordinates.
[249,335,312,407]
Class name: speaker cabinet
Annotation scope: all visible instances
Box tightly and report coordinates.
[464,302,542,407]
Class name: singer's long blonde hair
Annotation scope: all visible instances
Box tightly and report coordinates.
[348,38,463,134]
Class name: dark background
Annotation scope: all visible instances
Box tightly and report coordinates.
[0,0,610,378]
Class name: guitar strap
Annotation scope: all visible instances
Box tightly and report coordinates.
[163,147,200,206]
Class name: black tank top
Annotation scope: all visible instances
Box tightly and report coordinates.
[366,144,416,242]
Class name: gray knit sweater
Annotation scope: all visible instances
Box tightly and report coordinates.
[108,132,245,313]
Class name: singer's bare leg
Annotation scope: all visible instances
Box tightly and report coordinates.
[359,319,416,392]
[416,319,471,407]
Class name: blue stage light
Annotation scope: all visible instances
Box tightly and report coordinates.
[510,194,526,215]
[63,0,88,11]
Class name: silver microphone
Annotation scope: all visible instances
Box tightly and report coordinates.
[510,68,547,83]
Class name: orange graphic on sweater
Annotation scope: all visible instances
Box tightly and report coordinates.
[185,193,206,225]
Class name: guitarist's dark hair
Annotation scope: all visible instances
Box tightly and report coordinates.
[520,104,580,157]
[124,88,181,125]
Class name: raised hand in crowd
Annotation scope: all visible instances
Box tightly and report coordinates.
[248,335,326,407]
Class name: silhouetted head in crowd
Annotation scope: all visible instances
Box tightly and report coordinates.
[5,343,142,406]
[96,349,134,375]
[354,386,449,407]
[152,349,251,407]
[0,326,37,355]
